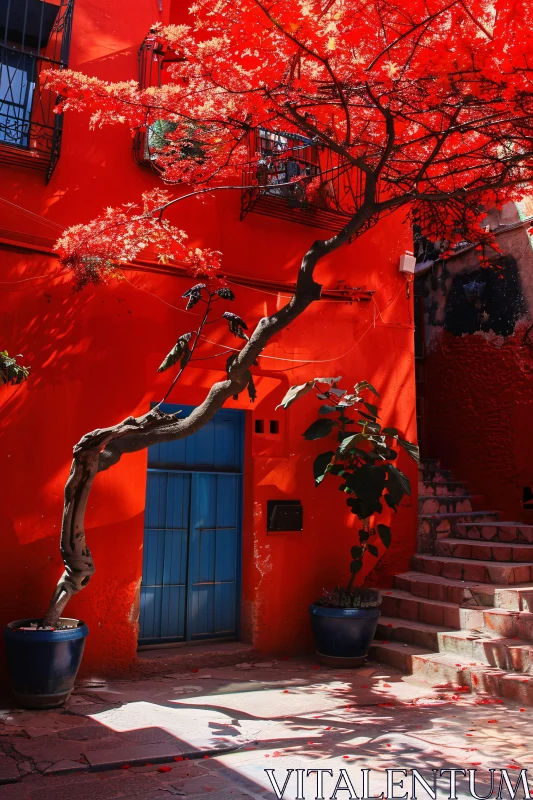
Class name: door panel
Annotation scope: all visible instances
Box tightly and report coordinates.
[139,407,243,646]
[187,473,240,640]
[139,472,190,643]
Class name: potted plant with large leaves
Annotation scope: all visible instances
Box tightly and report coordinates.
[277,377,418,666]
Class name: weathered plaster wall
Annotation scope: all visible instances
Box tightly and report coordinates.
[0,0,417,675]
[419,202,533,524]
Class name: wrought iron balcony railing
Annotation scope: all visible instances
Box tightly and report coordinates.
[241,128,377,233]
[0,0,73,182]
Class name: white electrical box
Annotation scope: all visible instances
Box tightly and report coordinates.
[399,252,416,274]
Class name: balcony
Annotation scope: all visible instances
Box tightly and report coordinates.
[0,0,74,182]
[241,128,377,234]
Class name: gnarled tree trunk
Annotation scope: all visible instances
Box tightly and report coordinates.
[43,201,376,627]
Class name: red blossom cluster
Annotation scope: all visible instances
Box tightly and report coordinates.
[56,189,222,289]
[44,0,533,281]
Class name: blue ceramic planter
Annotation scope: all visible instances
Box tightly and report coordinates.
[309,604,380,664]
[4,618,89,709]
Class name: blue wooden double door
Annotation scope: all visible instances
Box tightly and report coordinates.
[139,405,244,646]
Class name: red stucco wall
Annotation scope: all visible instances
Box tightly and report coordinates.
[0,0,417,676]
[424,327,533,524]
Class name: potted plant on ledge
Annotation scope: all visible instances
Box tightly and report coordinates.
[278,378,418,666]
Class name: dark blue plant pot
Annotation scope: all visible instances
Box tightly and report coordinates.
[3,618,89,709]
[309,604,380,666]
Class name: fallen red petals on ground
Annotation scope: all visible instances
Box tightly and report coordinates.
[158,766,172,773]
[520,708,526,712]
[121,764,132,770]
[383,683,391,688]
[174,756,183,761]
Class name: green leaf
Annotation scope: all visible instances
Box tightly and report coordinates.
[216,287,235,300]
[303,418,337,440]
[318,405,336,414]
[315,376,342,386]
[363,402,379,417]
[356,419,381,434]
[377,524,391,548]
[382,427,400,437]
[358,410,379,422]
[223,311,248,339]
[337,433,366,455]
[329,464,345,476]
[158,333,193,372]
[386,464,411,507]
[351,545,363,559]
[350,559,363,575]
[367,543,379,557]
[399,438,420,463]
[182,283,206,310]
[354,380,380,397]
[247,374,257,403]
[276,381,314,410]
[313,451,335,486]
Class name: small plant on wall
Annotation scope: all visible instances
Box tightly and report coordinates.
[0,351,30,386]
[277,378,419,590]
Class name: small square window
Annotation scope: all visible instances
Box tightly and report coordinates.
[269,420,279,435]
[254,419,264,434]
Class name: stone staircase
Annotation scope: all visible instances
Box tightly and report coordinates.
[370,458,533,704]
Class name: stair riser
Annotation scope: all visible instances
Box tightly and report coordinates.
[369,643,418,673]
[417,513,499,554]
[419,481,467,497]
[483,611,533,643]
[455,524,533,544]
[380,595,485,629]
[419,497,475,515]
[438,633,533,672]
[411,655,533,703]
[394,575,533,611]
[376,621,439,651]
[394,574,494,606]
[411,555,533,585]
[418,468,453,482]
[377,622,533,672]
[435,540,533,562]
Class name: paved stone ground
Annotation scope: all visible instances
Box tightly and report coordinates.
[1,657,532,799]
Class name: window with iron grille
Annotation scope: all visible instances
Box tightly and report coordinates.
[0,0,74,181]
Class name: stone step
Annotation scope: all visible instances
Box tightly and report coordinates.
[419,481,468,497]
[394,571,533,611]
[417,511,500,554]
[420,458,440,468]
[411,554,533,584]
[410,651,533,704]
[455,521,533,544]
[380,589,487,629]
[418,495,483,515]
[376,616,533,671]
[370,640,430,673]
[418,466,453,481]
[483,608,533,642]
[371,641,533,703]
[435,538,533,562]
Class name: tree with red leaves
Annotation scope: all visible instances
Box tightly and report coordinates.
[42,0,533,625]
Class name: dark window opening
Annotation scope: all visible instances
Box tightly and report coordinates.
[523,487,533,510]
[269,420,279,435]
[254,419,264,434]
[0,0,74,181]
